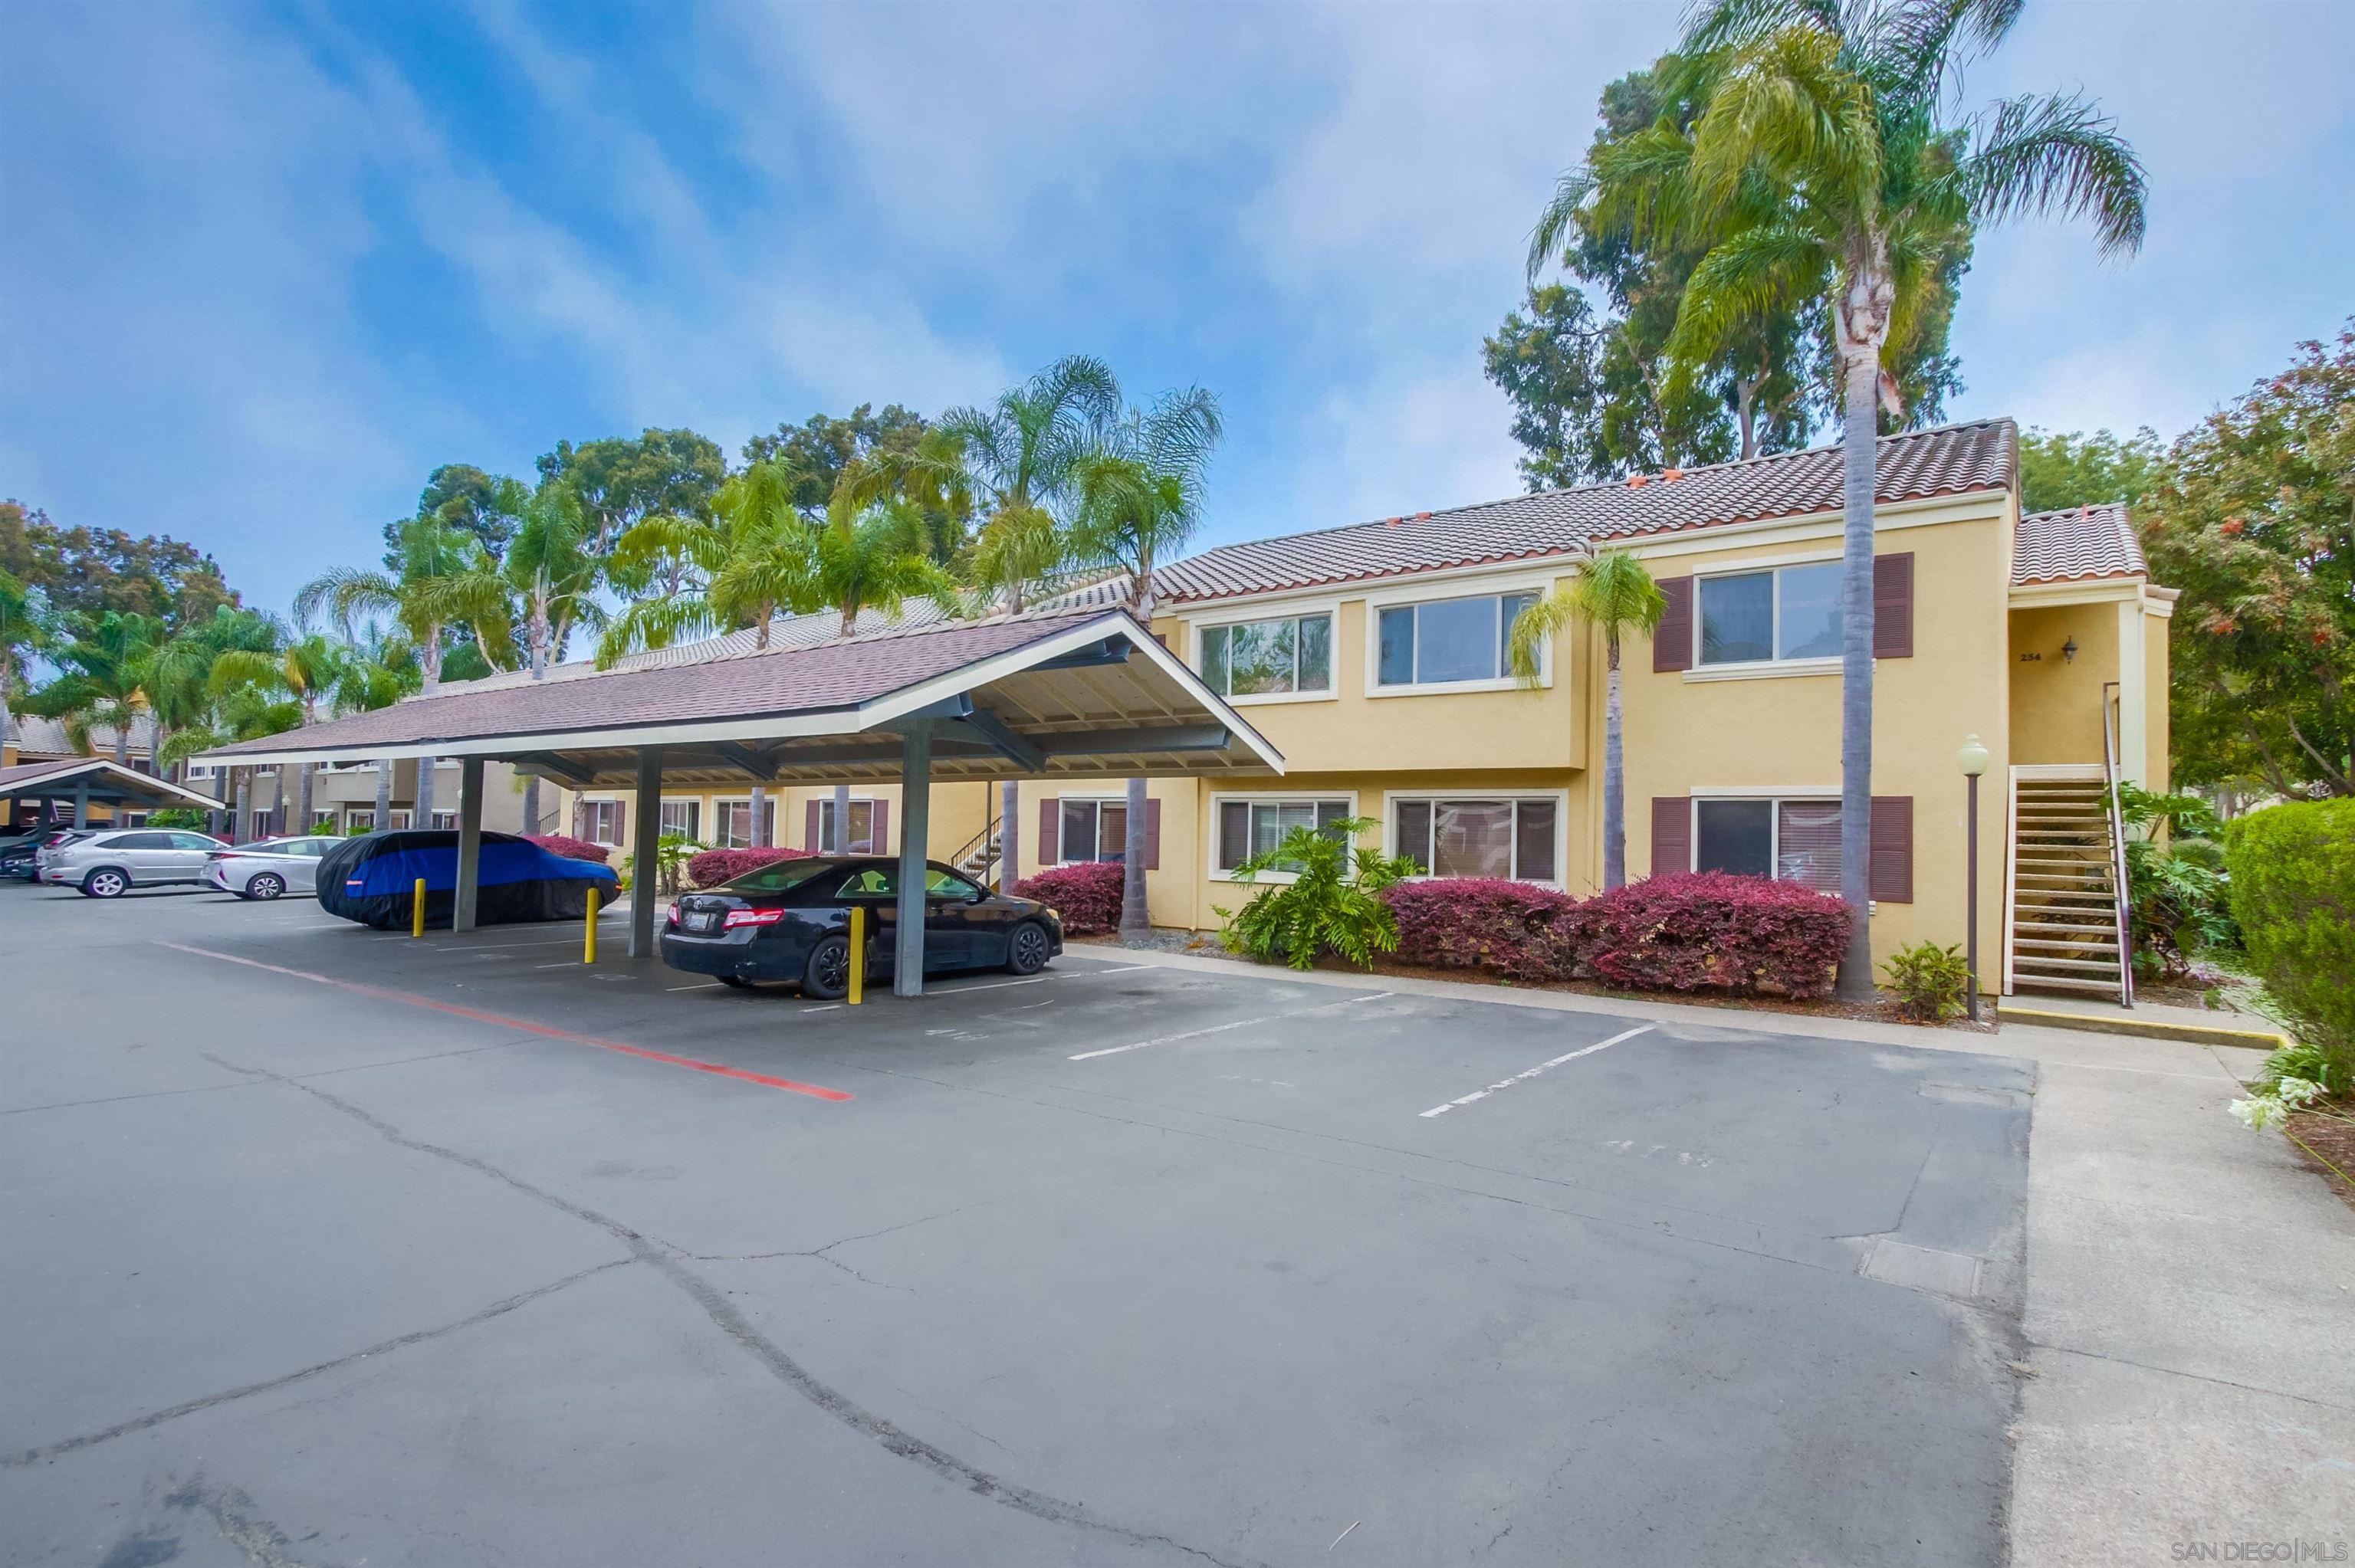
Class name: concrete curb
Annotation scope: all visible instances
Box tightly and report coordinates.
[1995,1003,2288,1051]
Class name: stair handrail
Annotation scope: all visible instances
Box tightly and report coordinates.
[949,821,1001,887]
[2100,681,2137,1007]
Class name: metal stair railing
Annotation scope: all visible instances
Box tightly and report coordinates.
[2100,681,2137,1008]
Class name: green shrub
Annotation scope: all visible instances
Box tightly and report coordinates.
[1880,940,1972,1022]
[2224,799,2355,1078]
[146,807,212,830]
[1217,816,1417,970]
[2106,782,2237,979]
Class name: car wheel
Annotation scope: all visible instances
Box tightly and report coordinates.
[803,933,852,1001]
[721,975,754,989]
[1005,920,1053,976]
[80,868,129,899]
[246,872,286,901]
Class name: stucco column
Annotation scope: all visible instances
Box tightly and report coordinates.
[2115,599,2148,789]
[629,749,664,958]
[895,726,932,998]
[453,758,484,932]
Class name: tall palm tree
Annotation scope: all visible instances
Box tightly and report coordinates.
[209,634,347,833]
[333,628,421,830]
[1535,0,2146,993]
[140,606,284,832]
[1507,549,1666,891]
[943,356,1122,881]
[505,481,606,835]
[21,612,161,767]
[1072,386,1226,939]
[298,517,511,828]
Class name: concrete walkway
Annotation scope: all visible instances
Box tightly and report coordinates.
[1089,946,2355,1560]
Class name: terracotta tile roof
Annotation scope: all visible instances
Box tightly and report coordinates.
[2012,501,2146,586]
[203,605,1125,757]
[1155,418,2018,604]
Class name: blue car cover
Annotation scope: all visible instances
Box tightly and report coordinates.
[317,829,619,930]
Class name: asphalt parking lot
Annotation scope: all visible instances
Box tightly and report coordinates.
[1,881,2036,1567]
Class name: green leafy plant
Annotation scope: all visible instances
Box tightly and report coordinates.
[2224,799,2354,1083]
[2105,782,2238,980]
[145,807,212,830]
[1880,940,1972,1022]
[653,832,702,897]
[1215,816,1417,971]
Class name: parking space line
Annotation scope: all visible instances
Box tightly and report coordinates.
[152,940,854,1102]
[1070,1015,1276,1061]
[1417,1025,1654,1117]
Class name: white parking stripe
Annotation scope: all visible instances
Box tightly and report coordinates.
[667,982,724,992]
[1417,1025,1654,1118]
[1070,1015,1275,1061]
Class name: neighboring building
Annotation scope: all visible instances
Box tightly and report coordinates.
[2,715,169,827]
[533,418,2171,999]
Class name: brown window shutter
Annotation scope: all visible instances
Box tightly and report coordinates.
[1145,798,1162,870]
[1654,576,1693,672]
[1870,795,1913,903]
[803,800,820,851]
[1649,796,1691,877]
[870,800,888,855]
[1037,798,1059,864]
[1874,553,1913,658]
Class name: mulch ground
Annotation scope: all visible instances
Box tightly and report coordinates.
[2283,1104,2355,1215]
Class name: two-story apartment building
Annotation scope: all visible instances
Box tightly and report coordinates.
[547,418,2167,999]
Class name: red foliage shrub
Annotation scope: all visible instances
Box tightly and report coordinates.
[1010,861,1125,935]
[1382,878,1581,981]
[1563,872,1851,999]
[686,845,813,887]
[527,834,611,865]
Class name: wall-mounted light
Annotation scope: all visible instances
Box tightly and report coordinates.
[2061,636,2078,664]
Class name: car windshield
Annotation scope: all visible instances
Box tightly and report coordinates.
[723,858,839,895]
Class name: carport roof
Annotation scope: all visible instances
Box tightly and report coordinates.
[0,756,227,810]
[195,605,1286,787]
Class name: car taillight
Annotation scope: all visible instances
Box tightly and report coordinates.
[722,907,786,929]
[665,905,681,928]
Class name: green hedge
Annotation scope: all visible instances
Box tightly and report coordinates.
[2224,799,2354,1069]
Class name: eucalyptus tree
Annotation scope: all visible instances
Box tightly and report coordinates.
[1072,386,1226,939]
[1539,0,2147,993]
[941,356,1122,877]
[298,516,513,825]
[1507,549,1666,890]
[1,569,64,764]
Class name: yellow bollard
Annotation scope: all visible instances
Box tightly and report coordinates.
[583,886,599,965]
[412,877,427,938]
[846,906,865,1005]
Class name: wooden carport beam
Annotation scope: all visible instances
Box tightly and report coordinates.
[711,740,781,782]
[515,752,597,789]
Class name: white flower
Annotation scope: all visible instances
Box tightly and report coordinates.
[2230,1095,2281,1130]
[2276,1076,2327,1110]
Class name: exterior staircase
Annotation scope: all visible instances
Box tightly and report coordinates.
[2005,768,2132,1002]
[954,824,1003,889]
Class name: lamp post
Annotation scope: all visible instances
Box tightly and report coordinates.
[1956,733,1991,1022]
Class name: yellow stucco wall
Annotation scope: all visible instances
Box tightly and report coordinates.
[2008,603,2120,766]
[2146,605,2171,792]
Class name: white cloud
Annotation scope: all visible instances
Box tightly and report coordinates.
[1285,363,1526,531]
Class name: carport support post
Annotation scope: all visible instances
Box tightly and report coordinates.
[73,785,89,829]
[452,757,484,932]
[629,747,664,959]
[894,724,931,998]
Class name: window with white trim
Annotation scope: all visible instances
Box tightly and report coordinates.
[576,800,622,845]
[1690,798,1841,891]
[1375,592,1539,688]
[716,798,776,849]
[343,809,376,832]
[429,811,458,832]
[1697,562,1842,666]
[818,798,878,854]
[1214,797,1352,876]
[386,809,414,830]
[1058,797,1127,864]
[1391,797,1559,883]
[1199,613,1334,698]
[659,799,701,841]
[311,810,338,832]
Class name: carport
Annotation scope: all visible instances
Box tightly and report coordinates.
[0,756,226,828]
[195,607,1283,995]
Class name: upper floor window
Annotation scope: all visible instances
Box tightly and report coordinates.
[1699,562,1842,666]
[1200,613,1333,699]
[1375,592,1538,689]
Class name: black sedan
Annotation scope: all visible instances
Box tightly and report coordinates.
[660,855,1063,998]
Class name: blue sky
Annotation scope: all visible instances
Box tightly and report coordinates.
[4,0,2350,619]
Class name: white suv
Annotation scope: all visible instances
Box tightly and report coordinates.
[39,828,228,898]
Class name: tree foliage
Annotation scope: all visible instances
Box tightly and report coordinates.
[535,428,727,553]
[0,500,236,632]
[2019,426,2165,513]
[2143,327,2353,799]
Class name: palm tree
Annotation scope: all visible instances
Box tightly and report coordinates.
[140,605,285,833]
[21,612,161,767]
[811,494,960,851]
[333,628,421,830]
[298,517,512,827]
[1534,0,2146,993]
[209,634,347,833]
[943,356,1122,882]
[1507,549,1666,891]
[505,482,606,835]
[1072,386,1226,939]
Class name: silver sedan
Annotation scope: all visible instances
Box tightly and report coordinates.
[203,836,337,900]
